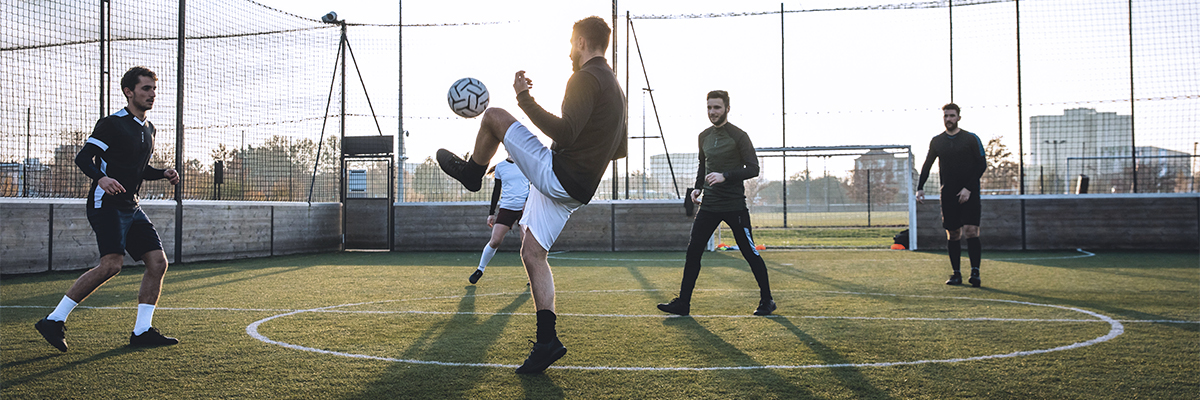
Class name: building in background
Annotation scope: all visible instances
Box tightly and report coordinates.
[1031,108,1131,193]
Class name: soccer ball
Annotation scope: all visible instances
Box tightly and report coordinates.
[447,77,489,118]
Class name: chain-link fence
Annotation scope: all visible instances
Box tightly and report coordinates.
[4,1,1196,210]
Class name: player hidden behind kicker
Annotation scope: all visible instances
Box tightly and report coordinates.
[35,66,181,352]
[916,103,988,287]
[470,157,531,284]
[435,16,626,373]
[657,90,775,317]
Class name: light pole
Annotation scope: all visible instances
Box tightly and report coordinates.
[1045,140,1067,193]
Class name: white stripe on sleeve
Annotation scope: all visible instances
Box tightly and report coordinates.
[86,137,109,151]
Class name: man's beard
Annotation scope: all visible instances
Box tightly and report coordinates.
[711,112,727,126]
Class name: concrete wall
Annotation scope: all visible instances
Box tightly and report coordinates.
[915,194,1200,250]
[0,199,341,274]
[393,200,694,252]
[7,194,1194,274]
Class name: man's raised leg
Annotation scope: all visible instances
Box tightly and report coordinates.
[438,108,519,192]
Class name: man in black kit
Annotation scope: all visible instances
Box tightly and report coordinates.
[34,66,181,352]
[916,103,988,287]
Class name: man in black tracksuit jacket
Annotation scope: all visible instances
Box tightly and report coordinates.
[657,90,776,317]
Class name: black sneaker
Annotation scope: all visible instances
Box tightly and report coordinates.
[515,338,567,374]
[753,299,777,316]
[656,297,690,316]
[946,274,963,285]
[129,327,179,347]
[436,149,485,192]
[469,269,484,284]
[969,273,981,288]
[35,318,68,352]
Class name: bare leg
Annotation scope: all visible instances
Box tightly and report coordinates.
[488,223,512,249]
[946,227,963,241]
[962,225,980,239]
[137,250,169,305]
[470,108,519,166]
[520,226,555,312]
[65,253,125,303]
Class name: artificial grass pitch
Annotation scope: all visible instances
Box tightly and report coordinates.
[3,250,1197,399]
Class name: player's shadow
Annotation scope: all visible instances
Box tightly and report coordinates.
[769,316,895,399]
[659,317,820,397]
[3,347,138,388]
[352,285,537,398]
[980,287,1198,333]
[761,261,883,296]
[517,372,566,399]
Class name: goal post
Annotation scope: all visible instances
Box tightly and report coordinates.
[754,145,917,250]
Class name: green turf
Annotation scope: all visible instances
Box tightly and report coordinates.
[750,211,909,228]
[718,227,901,248]
[3,250,1197,399]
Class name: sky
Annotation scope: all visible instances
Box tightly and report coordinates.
[251,0,1195,184]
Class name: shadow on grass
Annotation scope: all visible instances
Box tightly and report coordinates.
[3,258,319,308]
[761,258,896,300]
[518,373,566,399]
[350,285,542,399]
[978,287,1200,333]
[769,316,895,399]
[2,346,140,389]
[660,317,820,398]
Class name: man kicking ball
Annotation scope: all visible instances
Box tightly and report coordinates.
[436,16,626,373]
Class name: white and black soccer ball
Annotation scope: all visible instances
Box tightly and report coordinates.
[447,77,489,118]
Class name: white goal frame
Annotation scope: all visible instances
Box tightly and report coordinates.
[755,145,918,250]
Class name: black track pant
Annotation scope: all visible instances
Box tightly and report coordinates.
[678,209,772,302]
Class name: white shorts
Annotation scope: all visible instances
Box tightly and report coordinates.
[503,121,584,250]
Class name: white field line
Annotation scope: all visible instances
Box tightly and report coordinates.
[239,290,1142,371]
[545,248,1097,262]
[1,304,1191,324]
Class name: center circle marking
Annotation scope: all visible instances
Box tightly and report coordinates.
[246,290,1124,371]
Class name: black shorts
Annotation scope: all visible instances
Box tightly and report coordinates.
[494,208,524,228]
[940,191,982,230]
[87,206,163,261]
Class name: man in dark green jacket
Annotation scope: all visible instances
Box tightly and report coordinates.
[658,90,775,316]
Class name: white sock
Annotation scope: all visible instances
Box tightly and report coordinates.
[46,296,78,322]
[133,304,155,335]
[479,244,498,270]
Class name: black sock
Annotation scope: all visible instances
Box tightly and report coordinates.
[948,240,961,274]
[536,309,557,343]
[967,237,981,274]
[467,158,486,176]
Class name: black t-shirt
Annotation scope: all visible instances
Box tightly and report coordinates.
[75,108,166,210]
[917,130,987,195]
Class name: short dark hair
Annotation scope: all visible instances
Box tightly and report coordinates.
[121,66,157,94]
[573,16,611,52]
[942,103,961,115]
[707,90,730,108]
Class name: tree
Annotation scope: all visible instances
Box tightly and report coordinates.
[846,168,900,207]
[412,156,457,202]
[982,136,1020,193]
[742,174,768,206]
